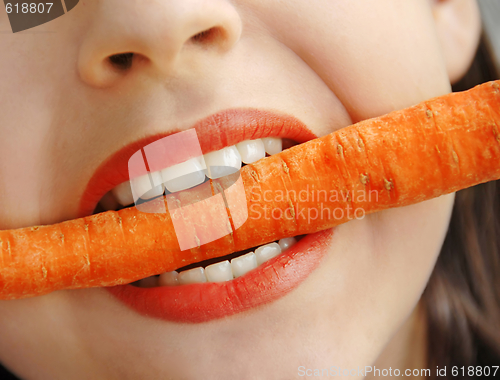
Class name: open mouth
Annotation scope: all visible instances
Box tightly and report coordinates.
[93,136,303,288]
[81,109,335,323]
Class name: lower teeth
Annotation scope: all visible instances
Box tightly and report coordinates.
[132,236,299,288]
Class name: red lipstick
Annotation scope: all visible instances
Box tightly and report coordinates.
[107,229,334,323]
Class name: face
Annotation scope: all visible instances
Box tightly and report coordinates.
[0,1,455,378]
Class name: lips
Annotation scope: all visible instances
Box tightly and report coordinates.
[79,108,333,323]
[78,109,316,217]
[107,229,334,323]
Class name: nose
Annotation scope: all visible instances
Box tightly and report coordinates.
[78,0,242,88]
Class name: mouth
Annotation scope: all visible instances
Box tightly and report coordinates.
[80,108,335,323]
[106,229,333,323]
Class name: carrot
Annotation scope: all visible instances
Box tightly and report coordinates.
[1,80,500,300]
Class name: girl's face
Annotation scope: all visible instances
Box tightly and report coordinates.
[0,1,457,378]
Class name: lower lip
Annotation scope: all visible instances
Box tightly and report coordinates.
[106,228,335,323]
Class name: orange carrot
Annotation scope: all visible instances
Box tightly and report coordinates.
[1,80,500,300]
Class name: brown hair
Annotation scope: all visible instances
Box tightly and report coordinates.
[424,35,500,377]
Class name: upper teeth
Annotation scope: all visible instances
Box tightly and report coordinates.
[235,139,266,164]
[108,138,283,208]
[161,157,206,192]
[204,146,242,179]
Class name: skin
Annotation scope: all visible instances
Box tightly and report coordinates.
[0,0,480,379]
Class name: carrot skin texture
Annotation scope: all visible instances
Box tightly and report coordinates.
[1,80,500,300]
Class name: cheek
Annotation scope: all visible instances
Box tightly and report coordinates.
[258,0,450,121]
[341,193,455,316]
[301,193,455,365]
[0,294,88,379]
[372,192,456,289]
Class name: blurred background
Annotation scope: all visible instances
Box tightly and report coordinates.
[477,0,499,77]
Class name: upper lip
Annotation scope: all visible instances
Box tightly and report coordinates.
[78,108,317,217]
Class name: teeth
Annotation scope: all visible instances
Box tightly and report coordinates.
[136,236,301,288]
[255,242,282,266]
[231,252,258,278]
[262,137,283,155]
[108,138,283,209]
[111,181,135,206]
[278,237,297,251]
[177,267,207,285]
[205,260,233,282]
[158,271,179,286]
[161,157,206,193]
[235,139,266,164]
[131,172,164,200]
[204,146,242,179]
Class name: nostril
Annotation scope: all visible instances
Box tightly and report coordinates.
[190,27,223,45]
[108,53,135,70]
